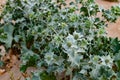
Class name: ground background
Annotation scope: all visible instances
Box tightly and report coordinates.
[0,0,120,80]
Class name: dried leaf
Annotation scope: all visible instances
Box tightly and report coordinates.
[0,69,6,75]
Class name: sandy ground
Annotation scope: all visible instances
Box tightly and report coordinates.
[0,0,6,13]
[0,0,120,80]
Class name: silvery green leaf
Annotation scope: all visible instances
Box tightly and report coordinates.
[44,52,54,65]
[79,69,87,74]
[68,53,83,67]
[66,34,76,44]
[90,65,101,79]
[73,31,83,40]
[114,51,120,61]
[54,56,64,65]
[77,48,85,53]
[80,39,88,48]
[3,24,14,48]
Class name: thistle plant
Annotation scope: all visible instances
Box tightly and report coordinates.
[0,0,120,80]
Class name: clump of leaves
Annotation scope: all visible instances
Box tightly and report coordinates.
[0,0,120,80]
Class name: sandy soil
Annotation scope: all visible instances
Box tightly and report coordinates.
[0,0,6,14]
[0,0,120,80]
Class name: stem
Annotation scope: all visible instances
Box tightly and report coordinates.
[70,72,73,80]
